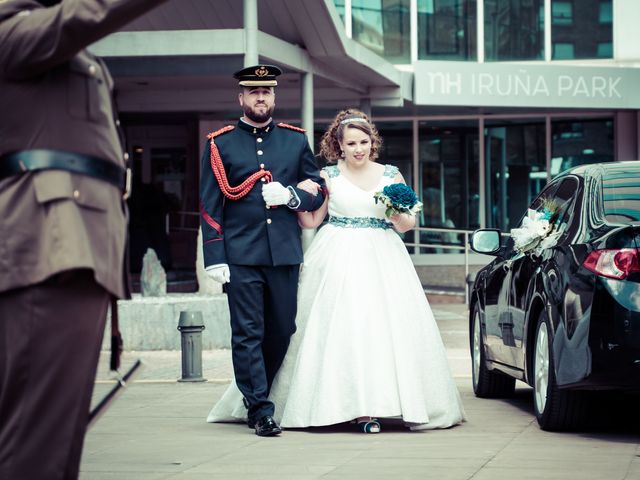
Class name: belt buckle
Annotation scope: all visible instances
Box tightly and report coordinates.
[123,168,132,200]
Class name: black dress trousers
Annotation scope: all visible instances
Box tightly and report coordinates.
[226,264,300,423]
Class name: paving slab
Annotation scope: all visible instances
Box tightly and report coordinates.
[82,303,640,480]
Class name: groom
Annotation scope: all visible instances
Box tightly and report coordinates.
[200,64,325,436]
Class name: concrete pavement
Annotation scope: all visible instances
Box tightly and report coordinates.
[82,304,640,480]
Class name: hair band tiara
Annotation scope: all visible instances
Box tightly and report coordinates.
[340,117,368,125]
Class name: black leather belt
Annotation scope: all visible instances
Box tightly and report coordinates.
[0,149,131,199]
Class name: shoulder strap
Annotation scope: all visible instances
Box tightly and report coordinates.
[322,165,340,178]
[277,122,306,133]
[383,164,400,178]
[206,125,235,140]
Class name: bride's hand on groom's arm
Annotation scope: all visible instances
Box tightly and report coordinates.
[297,179,322,196]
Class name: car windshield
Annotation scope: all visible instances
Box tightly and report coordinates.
[602,165,640,223]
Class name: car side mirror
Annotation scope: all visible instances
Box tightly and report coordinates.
[470,229,502,255]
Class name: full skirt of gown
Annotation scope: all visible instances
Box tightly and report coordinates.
[207,165,465,430]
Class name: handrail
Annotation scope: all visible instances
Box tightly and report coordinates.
[406,227,474,304]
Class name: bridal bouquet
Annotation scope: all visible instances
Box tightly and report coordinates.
[373,183,423,219]
[510,198,565,254]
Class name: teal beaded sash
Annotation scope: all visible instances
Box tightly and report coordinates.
[328,216,392,229]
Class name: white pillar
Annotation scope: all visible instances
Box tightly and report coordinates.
[614,0,640,61]
[301,71,314,151]
[301,71,316,252]
[244,0,258,66]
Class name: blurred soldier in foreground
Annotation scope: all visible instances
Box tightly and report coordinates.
[0,1,167,478]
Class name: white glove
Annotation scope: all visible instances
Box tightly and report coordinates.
[205,264,230,284]
[262,181,292,207]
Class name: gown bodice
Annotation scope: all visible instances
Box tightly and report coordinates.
[323,164,399,222]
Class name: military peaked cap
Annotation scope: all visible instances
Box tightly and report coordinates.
[234,64,282,87]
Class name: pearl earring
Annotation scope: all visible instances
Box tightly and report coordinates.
[340,151,345,158]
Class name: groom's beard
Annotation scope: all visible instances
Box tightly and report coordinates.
[244,104,273,124]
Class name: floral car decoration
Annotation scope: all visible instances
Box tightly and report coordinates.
[510,198,566,254]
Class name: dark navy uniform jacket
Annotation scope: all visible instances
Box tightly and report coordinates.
[200,119,326,267]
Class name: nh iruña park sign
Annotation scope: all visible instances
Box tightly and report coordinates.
[415,61,640,109]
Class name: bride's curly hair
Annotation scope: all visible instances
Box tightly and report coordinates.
[319,108,382,163]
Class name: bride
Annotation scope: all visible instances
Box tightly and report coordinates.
[208,109,465,433]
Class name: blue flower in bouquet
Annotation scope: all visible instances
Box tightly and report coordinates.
[373,183,423,218]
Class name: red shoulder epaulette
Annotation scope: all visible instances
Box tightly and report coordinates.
[207,125,235,140]
[277,122,306,133]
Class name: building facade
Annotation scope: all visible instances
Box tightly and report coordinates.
[91,0,640,276]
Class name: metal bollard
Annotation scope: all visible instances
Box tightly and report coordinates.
[465,272,477,305]
[177,311,206,382]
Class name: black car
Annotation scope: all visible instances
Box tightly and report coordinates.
[469,161,640,431]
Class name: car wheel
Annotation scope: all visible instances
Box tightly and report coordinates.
[471,303,516,398]
[533,311,587,431]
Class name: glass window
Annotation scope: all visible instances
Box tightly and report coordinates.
[553,42,574,59]
[602,165,640,223]
[417,0,477,61]
[525,177,578,234]
[552,0,613,59]
[484,0,544,61]
[352,0,411,63]
[333,0,346,21]
[551,118,614,176]
[549,178,579,236]
[599,0,612,24]
[485,119,546,231]
[597,42,613,58]
[552,1,573,26]
[376,121,413,187]
[418,120,479,253]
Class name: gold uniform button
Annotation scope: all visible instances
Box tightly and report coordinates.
[257,138,263,143]
[123,152,130,161]
[257,150,263,155]
[266,219,272,224]
[73,190,80,199]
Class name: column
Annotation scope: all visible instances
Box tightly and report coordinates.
[244,0,258,66]
[301,71,314,151]
[300,70,316,252]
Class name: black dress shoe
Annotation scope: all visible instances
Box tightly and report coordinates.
[254,415,282,437]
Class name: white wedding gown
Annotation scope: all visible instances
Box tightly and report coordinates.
[207,164,465,430]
